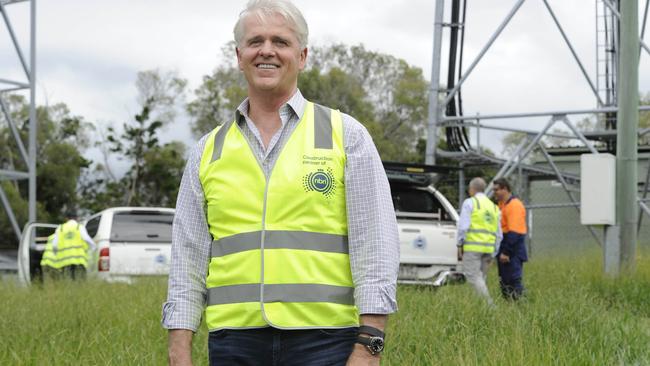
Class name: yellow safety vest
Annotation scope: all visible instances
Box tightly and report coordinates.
[40,234,59,269]
[41,220,89,269]
[464,195,499,253]
[199,101,358,331]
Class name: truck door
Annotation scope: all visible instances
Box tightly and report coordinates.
[17,223,58,285]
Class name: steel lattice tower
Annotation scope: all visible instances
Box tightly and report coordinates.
[0,0,37,243]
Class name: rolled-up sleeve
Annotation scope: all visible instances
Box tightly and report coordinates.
[162,136,212,332]
[343,114,399,315]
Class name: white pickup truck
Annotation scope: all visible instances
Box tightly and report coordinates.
[385,162,461,286]
[17,207,174,284]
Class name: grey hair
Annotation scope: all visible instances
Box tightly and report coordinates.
[233,0,309,48]
[469,177,487,193]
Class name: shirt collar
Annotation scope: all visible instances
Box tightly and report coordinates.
[234,89,307,126]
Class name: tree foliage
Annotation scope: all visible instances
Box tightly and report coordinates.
[82,70,187,209]
[0,96,91,246]
[186,43,247,138]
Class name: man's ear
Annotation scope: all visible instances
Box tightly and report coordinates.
[299,47,308,70]
[236,47,243,71]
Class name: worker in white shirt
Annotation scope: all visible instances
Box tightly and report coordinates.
[456,177,502,305]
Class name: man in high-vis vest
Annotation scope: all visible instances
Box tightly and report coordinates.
[457,177,502,305]
[162,1,399,365]
[493,178,528,300]
[41,213,97,281]
[40,234,61,282]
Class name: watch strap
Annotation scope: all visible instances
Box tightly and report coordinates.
[358,325,384,338]
[356,336,373,346]
[356,335,385,355]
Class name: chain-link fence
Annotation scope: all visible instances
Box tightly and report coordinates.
[524,176,650,256]
[525,178,599,256]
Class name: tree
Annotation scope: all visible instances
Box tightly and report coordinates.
[298,67,375,124]
[186,42,247,138]
[138,141,186,207]
[0,95,91,246]
[0,181,30,245]
[82,69,187,209]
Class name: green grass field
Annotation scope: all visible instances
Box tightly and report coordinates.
[2,249,650,365]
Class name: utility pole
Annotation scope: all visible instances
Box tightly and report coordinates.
[616,0,639,273]
[425,0,444,165]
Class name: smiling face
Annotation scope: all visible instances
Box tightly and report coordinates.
[236,13,307,99]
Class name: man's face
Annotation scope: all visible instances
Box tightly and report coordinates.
[236,13,307,97]
[493,185,508,202]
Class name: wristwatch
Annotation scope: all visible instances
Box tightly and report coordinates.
[356,325,385,355]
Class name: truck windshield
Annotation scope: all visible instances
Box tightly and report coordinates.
[110,212,174,243]
[391,185,454,221]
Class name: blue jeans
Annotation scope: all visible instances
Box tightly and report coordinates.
[208,327,358,366]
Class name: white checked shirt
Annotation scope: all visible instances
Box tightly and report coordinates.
[162,90,399,331]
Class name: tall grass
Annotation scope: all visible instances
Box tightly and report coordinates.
[390,249,650,365]
[1,249,649,365]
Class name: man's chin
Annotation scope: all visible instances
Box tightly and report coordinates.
[250,79,279,91]
[250,83,295,96]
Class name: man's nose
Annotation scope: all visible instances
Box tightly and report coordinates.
[259,40,275,56]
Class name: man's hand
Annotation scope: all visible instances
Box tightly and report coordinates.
[347,314,386,365]
[457,247,463,261]
[499,253,510,264]
[346,344,380,365]
[168,329,193,366]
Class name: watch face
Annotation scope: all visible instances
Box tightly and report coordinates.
[369,337,384,353]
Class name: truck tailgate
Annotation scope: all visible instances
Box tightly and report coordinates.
[109,241,171,275]
[398,220,457,265]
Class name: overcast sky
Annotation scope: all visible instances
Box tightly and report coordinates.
[1,0,649,159]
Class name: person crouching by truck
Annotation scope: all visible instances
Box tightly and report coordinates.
[493,178,528,300]
[41,212,96,281]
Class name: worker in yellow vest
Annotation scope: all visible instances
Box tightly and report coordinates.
[162,1,399,365]
[42,213,96,281]
[40,234,61,282]
[457,177,502,305]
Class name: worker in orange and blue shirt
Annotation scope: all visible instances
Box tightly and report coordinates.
[493,178,528,300]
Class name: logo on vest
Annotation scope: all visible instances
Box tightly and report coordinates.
[303,168,335,198]
[483,211,495,224]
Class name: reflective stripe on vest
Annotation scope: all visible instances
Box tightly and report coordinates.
[464,195,499,253]
[199,101,358,331]
[207,284,354,306]
[211,231,348,257]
